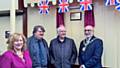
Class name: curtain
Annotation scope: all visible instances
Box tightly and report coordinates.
[56,8,65,28]
[84,5,95,27]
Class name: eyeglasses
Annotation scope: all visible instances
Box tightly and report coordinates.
[37,30,44,32]
[59,31,66,32]
[84,29,93,32]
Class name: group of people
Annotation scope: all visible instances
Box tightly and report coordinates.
[0,25,103,68]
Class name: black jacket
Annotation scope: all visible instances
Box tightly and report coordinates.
[78,36,103,68]
[49,37,77,68]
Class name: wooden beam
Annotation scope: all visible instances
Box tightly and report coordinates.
[18,0,28,37]
[0,10,24,17]
[18,0,24,10]
[23,8,28,37]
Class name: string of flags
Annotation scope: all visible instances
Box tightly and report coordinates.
[115,3,120,11]
[105,0,120,11]
[58,0,69,13]
[78,0,92,11]
[105,0,119,6]
[38,0,49,14]
[27,0,120,14]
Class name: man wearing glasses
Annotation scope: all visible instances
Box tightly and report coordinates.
[27,25,49,68]
[78,25,103,68]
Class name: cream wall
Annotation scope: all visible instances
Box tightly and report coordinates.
[0,0,21,54]
[64,10,84,64]
[0,0,18,11]
[0,17,10,54]
[64,11,84,59]
[0,16,23,54]
[94,1,120,68]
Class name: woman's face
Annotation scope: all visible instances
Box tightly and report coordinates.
[13,36,24,50]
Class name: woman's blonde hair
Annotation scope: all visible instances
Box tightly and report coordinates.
[7,33,27,51]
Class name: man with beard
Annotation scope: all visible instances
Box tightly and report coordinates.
[49,25,77,68]
[27,25,49,68]
[78,25,103,68]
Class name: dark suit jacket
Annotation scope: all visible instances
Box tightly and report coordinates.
[78,36,103,68]
[49,37,77,68]
[27,35,50,67]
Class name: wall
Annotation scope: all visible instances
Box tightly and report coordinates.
[94,1,120,68]
[0,17,10,54]
[0,0,20,54]
[0,0,18,11]
[0,16,23,54]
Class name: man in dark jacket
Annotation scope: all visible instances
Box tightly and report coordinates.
[27,25,49,68]
[78,25,103,68]
[49,25,77,68]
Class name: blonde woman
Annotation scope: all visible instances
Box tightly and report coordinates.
[0,33,32,68]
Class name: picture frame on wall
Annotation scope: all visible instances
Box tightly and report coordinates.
[70,12,82,21]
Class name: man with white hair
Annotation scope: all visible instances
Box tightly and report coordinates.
[78,25,103,68]
[49,25,77,68]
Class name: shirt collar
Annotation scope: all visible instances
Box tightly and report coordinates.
[57,36,66,43]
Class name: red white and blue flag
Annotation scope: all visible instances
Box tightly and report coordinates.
[105,0,119,6]
[58,0,69,13]
[38,0,49,14]
[79,0,92,11]
[115,4,120,11]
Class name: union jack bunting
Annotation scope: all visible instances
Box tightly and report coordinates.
[38,0,49,14]
[79,0,92,11]
[105,0,119,6]
[77,0,92,3]
[58,0,69,13]
[115,4,120,11]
